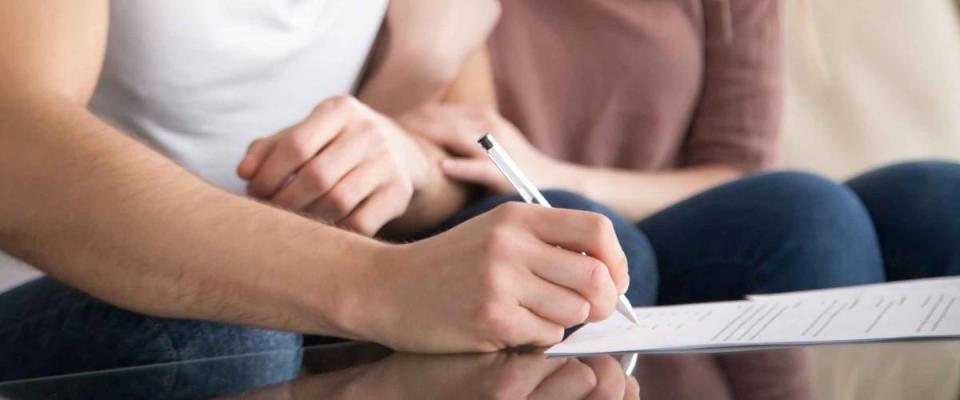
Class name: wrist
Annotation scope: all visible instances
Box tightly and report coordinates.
[309,235,392,341]
[543,158,587,193]
[407,135,438,192]
[330,239,399,344]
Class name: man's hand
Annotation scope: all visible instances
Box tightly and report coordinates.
[237,96,430,236]
[227,348,639,400]
[351,202,630,353]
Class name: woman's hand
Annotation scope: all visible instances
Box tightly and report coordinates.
[237,95,430,236]
[400,104,571,194]
[352,202,629,353]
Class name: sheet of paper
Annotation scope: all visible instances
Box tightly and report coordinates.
[547,277,960,356]
[747,275,960,301]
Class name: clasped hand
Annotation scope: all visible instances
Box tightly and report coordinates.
[399,104,567,194]
[237,95,429,236]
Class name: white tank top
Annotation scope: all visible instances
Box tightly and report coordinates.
[89,0,388,193]
[0,0,388,292]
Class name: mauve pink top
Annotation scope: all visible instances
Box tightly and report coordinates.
[488,0,783,172]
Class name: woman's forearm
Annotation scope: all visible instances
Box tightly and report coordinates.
[559,162,743,222]
[0,97,380,337]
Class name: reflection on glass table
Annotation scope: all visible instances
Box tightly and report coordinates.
[1,341,959,400]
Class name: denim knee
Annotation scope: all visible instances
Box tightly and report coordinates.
[735,171,885,290]
[0,277,302,381]
[847,160,960,278]
[158,319,302,361]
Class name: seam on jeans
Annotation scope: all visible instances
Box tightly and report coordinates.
[145,319,184,390]
[156,321,183,363]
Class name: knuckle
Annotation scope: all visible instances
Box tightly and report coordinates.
[475,302,513,339]
[283,134,314,160]
[356,117,379,133]
[386,188,412,218]
[326,189,354,214]
[588,213,615,237]
[477,259,506,294]
[301,166,332,191]
[483,228,514,259]
[347,215,376,236]
[315,95,361,117]
[329,95,357,110]
[247,137,268,152]
[493,202,524,221]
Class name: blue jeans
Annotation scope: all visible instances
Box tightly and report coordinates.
[2,160,958,381]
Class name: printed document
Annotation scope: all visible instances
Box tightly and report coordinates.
[548,276,960,356]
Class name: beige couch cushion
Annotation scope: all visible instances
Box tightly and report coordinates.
[780,0,960,180]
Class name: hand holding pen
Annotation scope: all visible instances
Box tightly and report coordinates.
[478,133,640,374]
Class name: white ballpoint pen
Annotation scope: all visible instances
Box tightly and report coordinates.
[478,134,639,375]
[477,134,643,327]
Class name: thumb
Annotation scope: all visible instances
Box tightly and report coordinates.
[441,158,510,191]
[236,137,276,180]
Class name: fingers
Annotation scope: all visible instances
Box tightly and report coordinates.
[523,206,630,295]
[513,307,563,347]
[403,105,488,157]
[581,356,628,400]
[306,160,385,223]
[526,244,619,322]
[529,358,597,400]
[339,183,412,236]
[514,269,592,327]
[441,158,507,188]
[270,127,377,211]
[624,376,641,400]
[237,136,277,180]
[245,98,353,197]
[474,303,563,348]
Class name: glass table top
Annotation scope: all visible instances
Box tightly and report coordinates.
[1,340,959,399]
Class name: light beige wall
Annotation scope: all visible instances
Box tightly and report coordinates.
[780,0,960,180]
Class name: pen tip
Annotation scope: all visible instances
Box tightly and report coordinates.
[618,296,642,325]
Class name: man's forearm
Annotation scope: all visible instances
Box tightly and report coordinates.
[0,96,379,337]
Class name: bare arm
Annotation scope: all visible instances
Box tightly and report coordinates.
[0,0,378,337]
[430,116,743,220]
[381,47,500,235]
[405,45,742,221]
[357,0,500,116]
[1,1,631,354]
[555,164,742,220]
[351,1,500,235]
